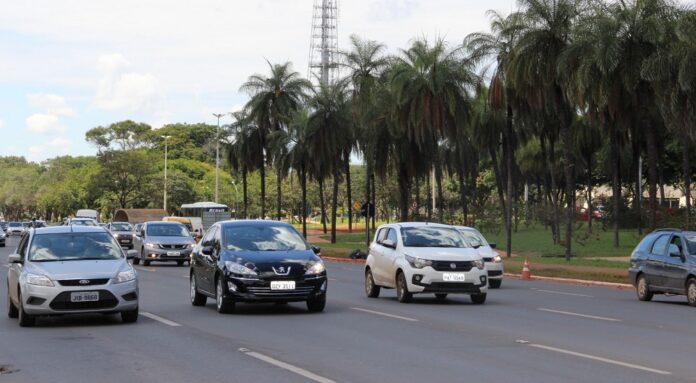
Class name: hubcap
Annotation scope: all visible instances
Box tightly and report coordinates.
[217,281,222,308]
[366,273,372,292]
[190,277,196,300]
[689,282,696,302]
[638,278,646,296]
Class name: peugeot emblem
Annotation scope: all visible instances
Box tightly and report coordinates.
[79,279,90,285]
[450,263,457,270]
[278,267,285,273]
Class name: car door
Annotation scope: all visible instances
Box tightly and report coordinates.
[8,233,30,305]
[370,228,389,284]
[381,228,400,286]
[663,235,689,292]
[646,234,670,288]
[198,226,219,293]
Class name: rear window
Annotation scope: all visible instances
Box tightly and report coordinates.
[635,233,659,253]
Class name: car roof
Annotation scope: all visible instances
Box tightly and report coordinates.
[383,222,454,229]
[32,225,108,234]
[218,220,292,228]
[145,221,184,225]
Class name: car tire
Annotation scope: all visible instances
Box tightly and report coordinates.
[306,296,326,313]
[190,274,207,306]
[435,293,448,300]
[143,260,151,266]
[489,279,502,289]
[7,285,18,319]
[216,277,234,314]
[687,278,696,307]
[365,269,381,298]
[177,261,184,266]
[396,272,412,303]
[470,293,487,305]
[121,307,139,323]
[132,257,140,265]
[17,290,35,327]
[636,274,653,302]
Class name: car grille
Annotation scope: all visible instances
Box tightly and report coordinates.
[244,285,316,297]
[49,290,118,311]
[159,244,188,250]
[423,282,481,293]
[431,261,475,272]
[488,270,503,277]
[58,279,110,286]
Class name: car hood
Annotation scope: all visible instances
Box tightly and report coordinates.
[147,236,195,245]
[27,259,128,280]
[403,247,481,261]
[112,230,133,235]
[475,246,498,257]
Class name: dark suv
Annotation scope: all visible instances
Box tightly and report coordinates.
[629,229,696,306]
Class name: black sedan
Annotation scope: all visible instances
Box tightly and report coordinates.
[189,220,327,313]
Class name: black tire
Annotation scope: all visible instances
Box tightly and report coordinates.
[636,274,653,302]
[686,278,696,307]
[177,260,184,266]
[190,273,207,306]
[306,296,326,312]
[132,257,140,265]
[489,279,502,289]
[17,290,35,327]
[470,293,487,305]
[143,260,151,266]
[435,293,448,300]
[216,277,234,314]
[121,307,139,323]
[396,272,412,303]
[365,269,381,298]
[7,285,18,319]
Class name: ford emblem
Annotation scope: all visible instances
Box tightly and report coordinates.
[79,279,90,285]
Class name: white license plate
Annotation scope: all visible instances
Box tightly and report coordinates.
[166,251,180,256]
[120,240,130,243]
[71,291,99,302]
[442,273,466,282]
[270,281,296,290]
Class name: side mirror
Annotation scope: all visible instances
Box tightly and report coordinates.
[8,254,22,264]
[126,250,138,260]
[382,239,396,249]
[312,246,321,255]
[489,243,497,249]
[201,246,213,256]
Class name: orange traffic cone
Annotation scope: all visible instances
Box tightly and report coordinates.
[521,257,531,280]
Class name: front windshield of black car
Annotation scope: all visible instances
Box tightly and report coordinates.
[147,224,189,237]
[459,229,489,248]
[29,232,123,262]
[111,223,133,231]
[223,225,309,252]
[400,227,468,248]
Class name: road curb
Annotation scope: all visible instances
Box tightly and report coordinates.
[321,256,365,265]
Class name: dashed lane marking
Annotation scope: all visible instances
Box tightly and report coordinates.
[531,288,593,298]
[351,307,419,322]
[239,348,336,383]
[141,312,181,327]
[537,308,621,322]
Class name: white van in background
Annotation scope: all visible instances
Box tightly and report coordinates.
[76,209,99,221]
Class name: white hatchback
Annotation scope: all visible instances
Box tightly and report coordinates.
[455,226,504,288]
[364,222,488,304]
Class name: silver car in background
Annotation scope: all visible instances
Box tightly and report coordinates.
[108,222,135,249]
[6,226,139,327]
[133,221,195,266]
[455,226,504,288]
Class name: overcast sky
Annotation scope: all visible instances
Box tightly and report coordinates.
[0,0,525,161]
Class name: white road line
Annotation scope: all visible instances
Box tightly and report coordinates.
[522,342,671,375]
[538,308,621,322]
[351,307,419,322]
[239,348,336,383]
[141,312,181,327]
[328,278,338,281]
[531,288,593,298]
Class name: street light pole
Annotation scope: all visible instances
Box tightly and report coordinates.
[212,113,225,203]
[162,135,171,213]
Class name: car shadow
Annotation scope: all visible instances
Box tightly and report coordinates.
[29,313,128,328]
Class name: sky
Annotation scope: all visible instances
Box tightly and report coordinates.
[0,0,519,162]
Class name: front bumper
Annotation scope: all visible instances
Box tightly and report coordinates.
[484,262,504,280]
[142,247,193,261]
[222,274,328,303]
[20,279,138,315]
[405,267,489,294]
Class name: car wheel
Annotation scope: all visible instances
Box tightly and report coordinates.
[177,261,184,266]
[470,293,487,305]
[121,307,139,323]
[365,269,381,298]
[435,293,448,300]
[687,278,696,307]
[489,279,502,289]
[190,273,207,306]
[143,259,151,266]
[306,296,326,313]
[636,274,653,302]
[132,257,140,265]
[7,284,18,319]
[216,277,234,314]
[17,290,35,327]
[396,272,412,303]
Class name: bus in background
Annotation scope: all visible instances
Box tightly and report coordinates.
[180,202,231,233]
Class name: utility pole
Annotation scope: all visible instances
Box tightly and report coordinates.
[308,0,338,86]
[162,135,171,212]
[212,113,225,203]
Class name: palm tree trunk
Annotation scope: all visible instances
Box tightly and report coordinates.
[561,125,575,261]
[458,171,467,225]
[319,178,327,234]
[505,104,514,259]
[242,166,248,219]
[331,164,339,244]
[684,137,691,229]
[414,176,421,218]
[489,147,507,239]
[370,172,376,230]
[301,165,307,238]
[610,122,621,247]
[398,168,410,222]
[586,150,593,233]
[426,169,433,221]
[435,159,444,222]
[260,145,266,219]
[345,156,352,233]
[541,135,560,244]
[276,168,282,221]
[646,124,658,231]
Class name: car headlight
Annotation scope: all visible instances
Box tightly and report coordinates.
[474,259,485,270]
[492,255,502,263]
[224,261,258,277]
[305,260,325,275]
[112,233,120,238]
[113,267,136,284]
[26,273,54,287]
[187,243,195,249]
[145,243,158,249]
[405,255,432,269]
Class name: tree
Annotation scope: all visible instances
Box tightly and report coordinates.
[85,120,152,152]
[95,150,157,208]
[227,111,263,219]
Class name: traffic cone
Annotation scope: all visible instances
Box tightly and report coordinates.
[521,257,531,280]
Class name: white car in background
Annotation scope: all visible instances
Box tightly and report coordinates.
[364,222,488,304]
[455,226,504,288]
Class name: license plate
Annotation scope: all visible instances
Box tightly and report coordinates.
[71,291,99,302]
[442,273,466,282]
[166,251,180,257]
[270,281,296,290]
[120,240,130,243]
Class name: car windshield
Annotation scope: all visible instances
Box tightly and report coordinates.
[9,222,21,227]
[71,219,96,226]
[29,232,123,262]
[111,223,133,231]
[685,235,696,254]
[223,224,309,252]
[147,224,189,237]
[400,227,468,248]
[459,229,489,248]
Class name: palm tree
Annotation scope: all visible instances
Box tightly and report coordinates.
[226,111,262,219]
[240,61,312,219]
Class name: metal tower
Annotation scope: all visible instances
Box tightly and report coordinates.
[308,0,339,86]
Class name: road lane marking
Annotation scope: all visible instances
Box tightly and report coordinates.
[531,288,593,298]
[537,308,621,322]
[141,312,181,327]
[351,307,419,322]
[520,341,671,375]
[239,348,336,383]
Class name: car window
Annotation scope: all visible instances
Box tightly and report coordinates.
[459,229,488,248]
[670,236,684,254]
[650,234,670,256]
[386,228,398,245]
[202,227,217,247]
[110,223,133,231]
[16,234,29,259]
[375,228,387,244]
[222,224,309,252]
[28,232,123,262]
[400,226,468,248]
[635,233,658,253]
[146,224,189,237]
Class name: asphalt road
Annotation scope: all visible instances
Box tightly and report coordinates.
[2,235,696,383]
